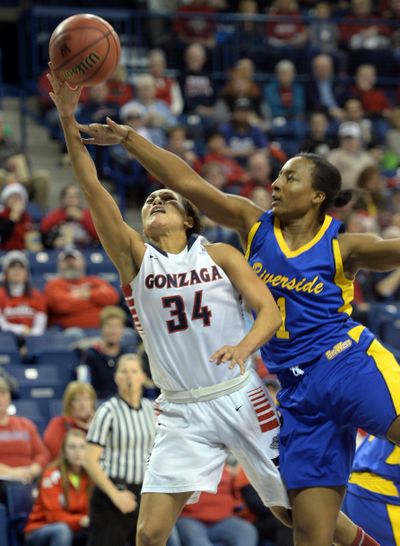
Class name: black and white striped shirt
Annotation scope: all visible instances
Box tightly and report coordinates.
[87,396,156,484]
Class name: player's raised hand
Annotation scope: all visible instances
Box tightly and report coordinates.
[78,117,130,146]
[209,345,249,375]
[47,62,82,118]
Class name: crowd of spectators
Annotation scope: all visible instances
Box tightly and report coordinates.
[30,2,400,268]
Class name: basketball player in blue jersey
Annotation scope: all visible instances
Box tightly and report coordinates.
[343,435,400,546]
[76,114,400,546]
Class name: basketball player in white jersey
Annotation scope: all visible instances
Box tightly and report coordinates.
[48,66,291,546]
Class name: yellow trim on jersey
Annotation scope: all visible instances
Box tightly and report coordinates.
[332,238,353,315]
[349,472,399,497]
[387,505,400,545]
[273,215,332,258]
[367,339,400,415]
[386,445,400,465]
[245,221,262,261]
[348,325,365,343]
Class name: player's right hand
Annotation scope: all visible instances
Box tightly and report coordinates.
[209,344,248,374]
[47,62,82,118]
[111,489,137,513]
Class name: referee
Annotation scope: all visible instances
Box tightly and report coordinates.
[84,353,156,546]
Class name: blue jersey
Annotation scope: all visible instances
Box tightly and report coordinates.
[246,210,363,373]
[348,435,400,505]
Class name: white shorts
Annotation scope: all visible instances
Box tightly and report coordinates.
[142,369,289,507]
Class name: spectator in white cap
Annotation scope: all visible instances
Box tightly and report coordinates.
[44,248,119,330]
[110,102,154,176]
[0,249,47,342]
[327,121,376,190]
[0,180,34,250]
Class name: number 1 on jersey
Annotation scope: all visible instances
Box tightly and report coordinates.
[276,297,290,339]
[162,290,212,333]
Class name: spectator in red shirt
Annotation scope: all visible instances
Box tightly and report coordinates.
[148,49,183,117]
[266,0,308,48]
[105,65,134,108]
[339,0,391,50]
[0,181,33,250]
[0,250,47,340]
[24,428,91,546]
[0,376,49,491]
[241,151,273,198]
[173,0,218,49]
[43,381,96,461]
[194,131,249,187]
[351,64,392,118]
[176,465,258,546]
[44,248,119,330]
[40,184,99,249]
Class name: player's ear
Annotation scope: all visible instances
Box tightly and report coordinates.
[313,190,326,206]
[184,216,194,229]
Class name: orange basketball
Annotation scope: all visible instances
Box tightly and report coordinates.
[49,13,121,87]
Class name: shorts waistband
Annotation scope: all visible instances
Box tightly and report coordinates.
[162,370,251,403]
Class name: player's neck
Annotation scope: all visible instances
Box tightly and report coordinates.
[279,212,325,250]
[150,232,188,254]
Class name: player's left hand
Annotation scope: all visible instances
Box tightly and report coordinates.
[78,117,130,146]
[209,345,248,374]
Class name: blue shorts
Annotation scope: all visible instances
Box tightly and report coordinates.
[342,486,400,546]
[276,327,400,490]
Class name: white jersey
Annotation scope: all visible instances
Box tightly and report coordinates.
[123,236,249,391]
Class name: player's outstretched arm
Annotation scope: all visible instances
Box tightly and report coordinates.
[48,66,144,284]
[79,119,264,241]
[339,232,400,277]
[207,243,282,373]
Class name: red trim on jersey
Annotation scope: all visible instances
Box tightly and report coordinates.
[121,284,144,336]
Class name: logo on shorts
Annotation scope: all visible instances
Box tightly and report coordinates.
[290,365,304,376]
[270,434,279,451]
[325,339,352,360]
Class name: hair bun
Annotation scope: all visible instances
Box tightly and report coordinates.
[333,190,353,208]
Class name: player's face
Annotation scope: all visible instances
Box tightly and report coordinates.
[271,157,322,220]
[142,189,189,238]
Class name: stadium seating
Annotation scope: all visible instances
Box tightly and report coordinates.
[0,333,21,365]
[10,398,49,421]
[6,364,67,400]
[47,398,63,419]
[25,333,79,367]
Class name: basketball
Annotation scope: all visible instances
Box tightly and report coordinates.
[48,13,120,87]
